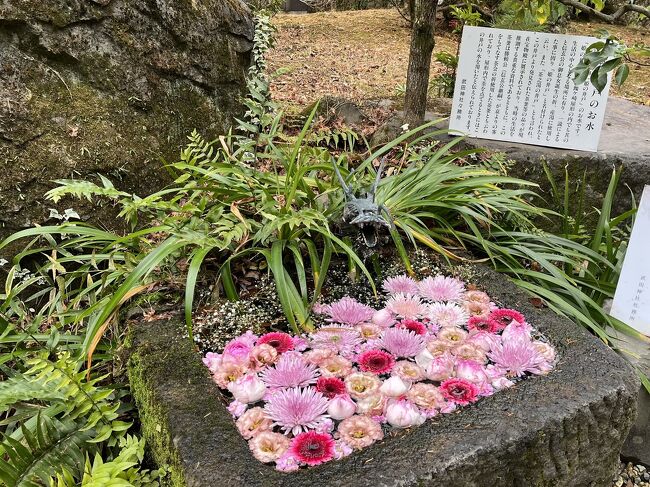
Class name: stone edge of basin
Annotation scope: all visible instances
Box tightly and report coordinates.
[126,265,639,487]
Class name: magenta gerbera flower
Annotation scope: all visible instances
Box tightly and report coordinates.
[439,378,480,405]
[260,353,318,389]
[380,327,425,358]
[320,297,374,325]
[257,332,295,354]
[289,431,335,466]
[417,275,465,302]
[315,377,346,398]
[263,387,329,435]
[382,275,419,295]
[488,337,551,377]
[396,319,428,335]
[385,293,427,319]
[310,326,362,356]
[489,309,526,330]
[467,315,501,334]
[357,349,396,374]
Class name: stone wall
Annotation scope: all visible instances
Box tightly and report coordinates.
[0,0,254,255]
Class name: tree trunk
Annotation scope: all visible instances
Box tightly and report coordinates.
[403,0,437,126]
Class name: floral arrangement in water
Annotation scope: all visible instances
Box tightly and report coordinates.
[203,274,556,471]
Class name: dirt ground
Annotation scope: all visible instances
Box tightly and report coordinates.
[267,9,650,111]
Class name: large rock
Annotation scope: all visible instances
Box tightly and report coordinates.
[0,0,253,252]
[127,263,638,486]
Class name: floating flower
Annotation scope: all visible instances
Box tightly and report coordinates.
[385,399,426,428]
[501,320,533,341]
[489,309,526,330]
[227,400,247,418]
[303,348,334,365]
[533,340,556,363]
[414,348,435,369]
[337,415,384,449]
[426,339,454,356]
[467,315,501,334]
[236,407,272,439]
[223,337,253,363]
[327,394,357,420]
[345,372,381,400]
[355,393,386,416]
[275,451,300,472]
[249,431,290,463]
[289,431,335,466]
[437,327,468,346]
[382,274,419,295]
[379,375,411,397]
[380,327,425,358]
[310,326,362,356]
[454,359,489,385]
[428,302,469,328]
[319,355,353,378]
[488,337,551,377]
[260,353,318,389]
[333,440,354,459]
[418,275,465,302]
[321,297,374,325]
[464,290,492,305]
[396,319,428,335]
[249,344,279,370]
[202,352,222,373]
[452,342,487,363]
[358,349,396,374]
[372,309,396,328]
[425,351,455,381]
[263,387,329,435]
[439,378,480,406]
[257,332,295,354]
[407,383,446,410]
[356,323,382,340]
[392,360,425,382]
[385,293,427,319]
[464,300,494,317]
[315,377,346,398]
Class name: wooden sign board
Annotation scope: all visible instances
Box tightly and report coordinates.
[449,26,611,152]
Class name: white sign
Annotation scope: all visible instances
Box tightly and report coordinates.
[449,26,611,152]
[611,186,650,337]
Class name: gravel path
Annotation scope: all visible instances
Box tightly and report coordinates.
[614,462,650,487]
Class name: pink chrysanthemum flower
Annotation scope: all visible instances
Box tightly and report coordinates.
[489,308,526,330]
[488,337,552,377]
[263,387,329,435]
[380,327,425,358]
[418,275,465,302]
[357,349,396,374]
[257,332,295,354]
[382,274,419,295]
[310,326,362,356]
[321,297,374,325]
[385,293,427,319]
[289,431,335,466]
[439,377,480,406]
[260,353,318,389]
[396,319,428,335]
[428,302,469,328]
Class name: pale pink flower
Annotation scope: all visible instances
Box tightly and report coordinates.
[380,327,425,357]
[466,330,499,352]
[334,440,354,460]
[382,274,419,295]
[345,372,381,400]
[492,376,516,390]
[437,327,468,346]
[327,394,357,420]
[227,400,247,418]
[202,352,222,374]
[385,399,426,428]
[356,323,382,340]
[425,351,455,381]
[379,376,411,397]
[310,326,362,356]
[488,337,552,377]
[249,344,278,370]
[212,359,247,389]
[414,348,435,369]
[464,290,492,304]
[427,302,469,328]
[385,293,427,319]
[275,452,300,472]
[321,297,375,325]
[249,431,290,463]
[464,300,495,318]
[372,309,396,328]
[501,320,533,341]
[452,342,487,363]
[355,393,387,416]
[392,360,426,381]
[319,355,353,378]
[407,383,446,410]
[418,275,465,302]
[236,407,272,439]
[533,340,556,362]
[228,373,267,404]
[223,338,253,363]
[337,415,384,449]
[454,359,489,385]
[426,338,454,356]
[292,336,309,352]
[260,353,318,389]
[303,348,334,365]
[315,418,335,433]
[263,387,330,435]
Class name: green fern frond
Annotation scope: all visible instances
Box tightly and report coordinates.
[45,177,131,204]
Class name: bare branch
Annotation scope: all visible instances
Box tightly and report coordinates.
[553,0,650,22]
